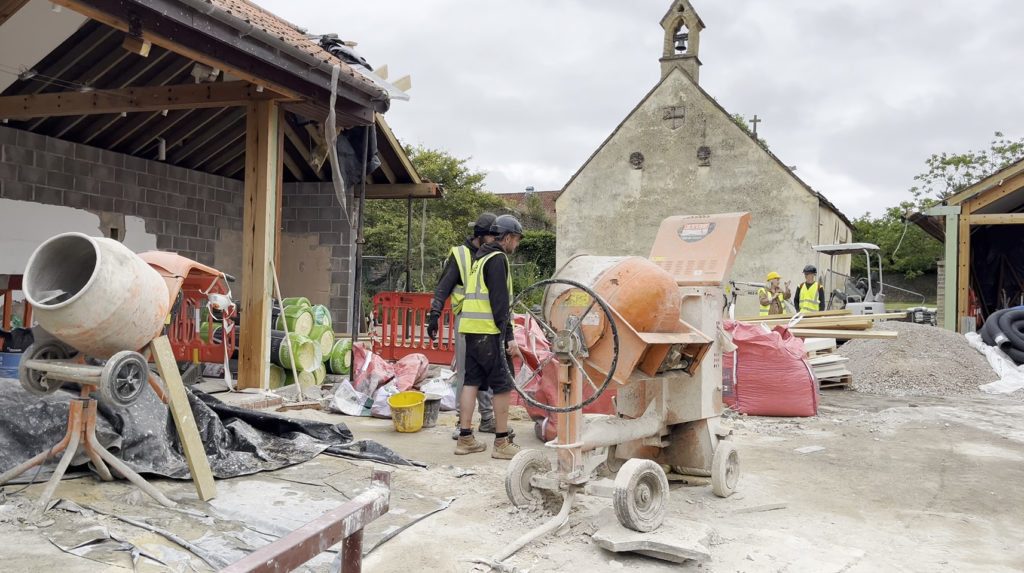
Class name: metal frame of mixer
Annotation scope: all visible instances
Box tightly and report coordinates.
[478,214,750,568]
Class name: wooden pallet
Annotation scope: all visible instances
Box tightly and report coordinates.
[819,375,852,389]
[807,346,838,358]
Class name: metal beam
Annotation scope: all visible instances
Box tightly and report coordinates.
[0,81,284,120]
[942,213,958,331]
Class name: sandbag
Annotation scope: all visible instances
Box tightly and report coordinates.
[725,320,818,417]
[394,353,429,392]
[350,342,396,396]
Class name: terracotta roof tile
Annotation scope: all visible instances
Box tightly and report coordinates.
[206,0,379,91]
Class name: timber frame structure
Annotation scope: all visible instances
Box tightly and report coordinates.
[0,0,440,389]
[912,158,1024,332]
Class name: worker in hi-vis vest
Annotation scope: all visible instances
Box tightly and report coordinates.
[427,213,504,439]
[793,264,825,313]
[454,214,526,460]
[758,271,791,316]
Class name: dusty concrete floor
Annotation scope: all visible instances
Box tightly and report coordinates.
[2,389,1024,572]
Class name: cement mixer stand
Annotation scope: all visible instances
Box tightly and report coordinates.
[474,213,751,570]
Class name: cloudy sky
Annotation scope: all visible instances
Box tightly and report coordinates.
[261,0,1023,219]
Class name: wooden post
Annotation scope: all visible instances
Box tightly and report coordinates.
[956,212,970,332]
[238,101,281,389]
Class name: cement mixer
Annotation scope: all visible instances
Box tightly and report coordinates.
[480,213,749,568]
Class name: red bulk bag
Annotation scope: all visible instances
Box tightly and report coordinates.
[724,320,818,417]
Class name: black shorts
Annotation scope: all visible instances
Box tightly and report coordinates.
[463,333,514,394]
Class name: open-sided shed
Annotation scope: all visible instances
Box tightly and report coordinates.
[912,158,1024,331]
[0,0,438,388]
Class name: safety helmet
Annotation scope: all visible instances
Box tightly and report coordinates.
[803,264,817,274]
[766,271,781,281]
[490,214,523,237]
[468,212,497,237]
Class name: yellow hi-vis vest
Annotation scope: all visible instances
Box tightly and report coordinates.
[757,287,785,316]
[458,251,513,335]
[448,245,472,314]
[798,281,822,313]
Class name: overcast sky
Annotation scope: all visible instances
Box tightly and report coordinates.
[260,0,1023,219]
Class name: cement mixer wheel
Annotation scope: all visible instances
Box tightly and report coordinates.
[711,440,740,498]
[506,449,554,509]
[100,351,150,408]
[18,343,69,396]
[509,278,620,413]
[613,458,669,532]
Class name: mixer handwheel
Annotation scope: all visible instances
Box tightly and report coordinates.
[613,458,669,532]
[99,351,150,408]
[509,278,619,413]
[18,343,69,396]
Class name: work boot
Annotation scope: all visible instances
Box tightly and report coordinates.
[478,417,516,439]
[454,433,487,455]
[491,436,522,460]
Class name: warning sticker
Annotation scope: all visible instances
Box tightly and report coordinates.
[581,312,600,326]
[677,222,716,243]
[567,291,591,307]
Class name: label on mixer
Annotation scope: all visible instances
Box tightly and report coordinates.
[678,222,716,243]
[581,312,600,326]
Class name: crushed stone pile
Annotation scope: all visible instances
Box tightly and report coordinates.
[841,320,1000,398]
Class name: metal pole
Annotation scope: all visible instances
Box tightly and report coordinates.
[351,127,370,348]
[406,196,412,292]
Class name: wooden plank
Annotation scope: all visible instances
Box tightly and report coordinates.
[807,354,848,366]
[790,329,899,340]
[957,168,1024,211]
[956,214,970,332]
[0,81,284,120]
[365,183,441,200]
[150,336,217,500]
[238,101,280,390]
[734,309,852,322]
[968,213,1024,225]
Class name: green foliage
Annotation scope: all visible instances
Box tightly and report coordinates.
[852,201,942,279]
[910,131,1024,201]
[730,113,769,149]
[852,131,1024,279]
[362,145,506,294]
[516,231,557,280]
[523,194,553,229]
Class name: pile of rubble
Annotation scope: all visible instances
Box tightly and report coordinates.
[842,321,1000,398]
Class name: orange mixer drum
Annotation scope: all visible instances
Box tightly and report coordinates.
[546,255,682,338]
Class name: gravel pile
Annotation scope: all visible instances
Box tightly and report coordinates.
[841,320,999,398]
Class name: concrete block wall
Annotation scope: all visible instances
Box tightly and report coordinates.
[0,125,355,332]
[281,182,354,330]
[0,125,243,267]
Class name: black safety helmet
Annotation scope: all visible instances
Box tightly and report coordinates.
[469,212,497,237]
[803,264,817,274]
[490,214,523,238]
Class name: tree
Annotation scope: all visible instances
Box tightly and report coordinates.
[910,131,1024,202]
[362,145,507,294]
[852,132,1024,279]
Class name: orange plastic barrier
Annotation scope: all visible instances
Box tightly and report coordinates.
[372,292,455,365]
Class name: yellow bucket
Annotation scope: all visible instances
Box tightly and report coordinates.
[388,391,425,433]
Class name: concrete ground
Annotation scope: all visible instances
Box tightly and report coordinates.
[2,389,1023,572]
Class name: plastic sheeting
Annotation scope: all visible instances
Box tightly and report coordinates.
[0,380,417,483]
[725,321,818,417]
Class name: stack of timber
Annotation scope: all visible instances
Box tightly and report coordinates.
[736,309,905,340]
[803,337,852,388]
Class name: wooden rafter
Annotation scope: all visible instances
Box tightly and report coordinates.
[45,49,175,138]
[8,25,116,96]
[0,81,285,120]
[92,58,195,149]
[204,136,246,174]
[188,122,247,171]
[0,0,30,26]
[166,108,245,165]
[962,169,1024,214]
[365,183,440,200]
[282,116,323,180]
[128,108,222,157]
[968,213,1024,225]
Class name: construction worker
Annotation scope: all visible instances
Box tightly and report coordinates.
[427,213,504,439]
[758,272,791,316]
[793,264,825,313]
[454,214,525,459]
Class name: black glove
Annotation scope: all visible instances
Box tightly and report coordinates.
[427,310,440,341]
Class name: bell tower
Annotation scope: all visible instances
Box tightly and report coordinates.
[659,0,705,83]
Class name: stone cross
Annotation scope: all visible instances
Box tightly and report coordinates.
[748,114,761,137]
